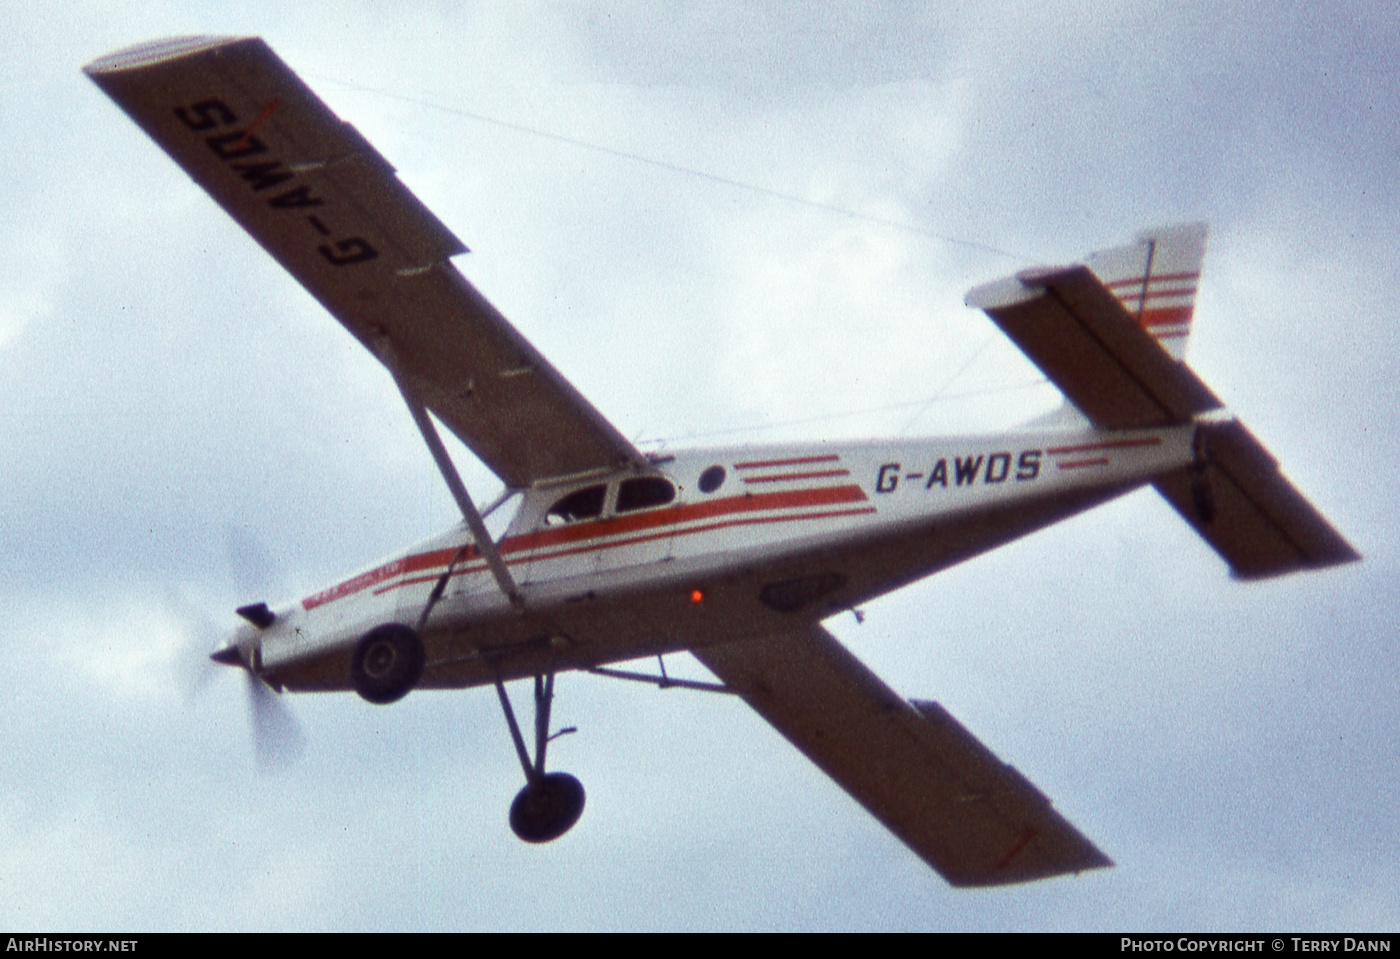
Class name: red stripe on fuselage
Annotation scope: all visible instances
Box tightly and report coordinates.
[733,454,841,470]
[742,469,850,484]
[513,483,869,554]
[1046,436,1163,456]
[303,483,871,610]
[377,504,879,598]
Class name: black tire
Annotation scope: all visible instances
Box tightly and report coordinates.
[509,772,586,843]
[350,623,424,705]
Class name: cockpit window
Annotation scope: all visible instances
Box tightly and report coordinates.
[616,476,677,514]
[544,484,606,526]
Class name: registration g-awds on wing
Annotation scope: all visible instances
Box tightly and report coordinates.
[85,37,1358,888]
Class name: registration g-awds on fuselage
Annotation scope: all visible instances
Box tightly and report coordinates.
[85,36,1358,888]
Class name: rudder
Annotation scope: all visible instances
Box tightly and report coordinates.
[1086,222,1207,361]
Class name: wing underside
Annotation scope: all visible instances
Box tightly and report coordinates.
[85,36,644,488]
[693,624,1111,887]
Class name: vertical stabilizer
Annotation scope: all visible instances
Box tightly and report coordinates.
[1086,223,1207,360]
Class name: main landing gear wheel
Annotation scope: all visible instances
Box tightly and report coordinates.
[509,772,586,843]
[350,623,424,705]
[495,671,584,843]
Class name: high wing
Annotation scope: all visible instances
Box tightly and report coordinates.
[85,36,646,489]
[967,244,1358,579]
[693,624,1112,887]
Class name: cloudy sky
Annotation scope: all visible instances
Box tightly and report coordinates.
[3,1,1397,932]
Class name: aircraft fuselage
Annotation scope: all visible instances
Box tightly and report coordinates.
[251,423,1196,692]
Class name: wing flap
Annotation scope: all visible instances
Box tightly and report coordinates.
[968,264,1222,429]
[693,624,1111,887]
[1153,419,1360,578]
[86,36,644,487]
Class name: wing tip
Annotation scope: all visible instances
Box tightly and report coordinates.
[964,265,1081,311]
[945,852,1114,889]
[84,35,253,76]
[965,274,1034,311]
[1228,545,1363,581]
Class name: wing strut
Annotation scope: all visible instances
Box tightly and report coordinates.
[376,337,523,608]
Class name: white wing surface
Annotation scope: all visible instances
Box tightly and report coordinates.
[85,37,645,489]
[693,624,1112,887]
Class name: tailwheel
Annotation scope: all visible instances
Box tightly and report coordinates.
[495,671,584,843]
[510,772,586,843]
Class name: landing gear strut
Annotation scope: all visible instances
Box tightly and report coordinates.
[495,672,585,843]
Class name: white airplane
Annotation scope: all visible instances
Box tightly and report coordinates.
[86,36,1358,888]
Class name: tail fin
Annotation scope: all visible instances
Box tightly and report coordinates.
[966,230,1221,431]
[1086,222,1207,361]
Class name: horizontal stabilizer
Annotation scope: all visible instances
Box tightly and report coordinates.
[968,264,1222,430]
[1154,419,1359,579]
[969,226,1356,580]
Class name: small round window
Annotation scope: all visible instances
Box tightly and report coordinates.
[698,465,726,494]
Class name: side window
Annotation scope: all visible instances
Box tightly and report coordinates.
[698,465,726,493]
[616,476,676,514]
[544,484,606,526]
